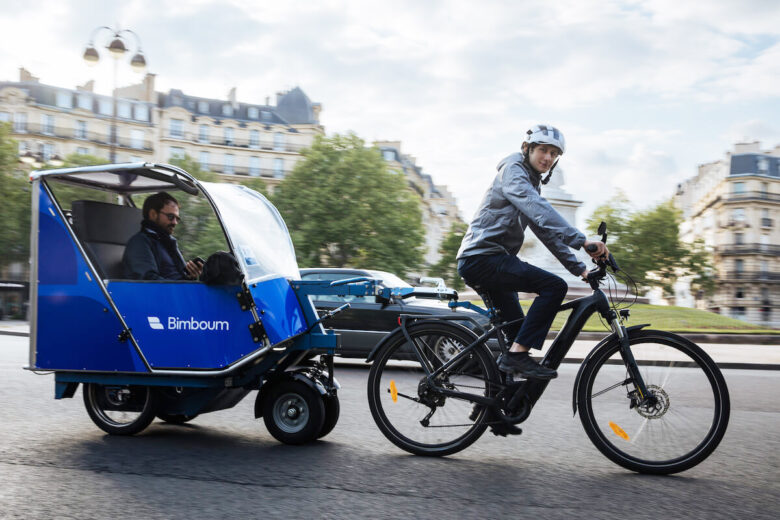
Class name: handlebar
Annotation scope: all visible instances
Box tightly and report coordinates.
[584,222,620,289]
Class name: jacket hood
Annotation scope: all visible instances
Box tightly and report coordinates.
[497,152,525,172]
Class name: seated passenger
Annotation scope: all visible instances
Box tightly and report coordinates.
[123,192,204,280]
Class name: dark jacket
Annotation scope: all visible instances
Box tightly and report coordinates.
[457,152,587,277]
[123,220,188,280]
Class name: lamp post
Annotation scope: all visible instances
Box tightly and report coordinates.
[82,26,146,163]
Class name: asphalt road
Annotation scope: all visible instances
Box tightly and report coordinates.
[1,335,779,519]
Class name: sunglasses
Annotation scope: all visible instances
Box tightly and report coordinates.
[160,212,182,223]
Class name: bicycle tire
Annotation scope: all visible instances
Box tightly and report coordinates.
[577,330,730,475]
[367,321,500,457]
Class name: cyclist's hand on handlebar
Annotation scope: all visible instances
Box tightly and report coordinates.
[584,240,609,260]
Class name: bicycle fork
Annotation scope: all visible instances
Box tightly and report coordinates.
[610,316,652,405]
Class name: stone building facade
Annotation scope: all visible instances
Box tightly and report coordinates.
[374,141,462,266]
[0,68,324,190]
[673,141,780,327]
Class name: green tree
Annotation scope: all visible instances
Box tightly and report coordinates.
[165,155,229,259]
[0,123,30,267]
[273,133,425,274]
[429,221,468,290]
[587,195,714,296]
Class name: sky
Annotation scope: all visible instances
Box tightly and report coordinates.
[2,0,779,227]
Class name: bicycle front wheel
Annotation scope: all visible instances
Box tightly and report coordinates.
[367,322,499,457]
[578,330,730,474]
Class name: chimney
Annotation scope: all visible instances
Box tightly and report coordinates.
[77,80,95,92]
[19,67,39,83]
[265,96,270,106]
[143,73,156,103]
[228,87,238,109]
[311,103,322,123]
[734,141,761,154]
[276,91,285,105]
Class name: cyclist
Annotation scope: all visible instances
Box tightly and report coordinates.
[457,124,607,380]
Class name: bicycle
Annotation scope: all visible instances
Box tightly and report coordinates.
[366,223,730,475]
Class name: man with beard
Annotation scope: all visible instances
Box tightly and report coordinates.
[123,191,203,280]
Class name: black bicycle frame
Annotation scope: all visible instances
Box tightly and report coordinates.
[402,288,651,411]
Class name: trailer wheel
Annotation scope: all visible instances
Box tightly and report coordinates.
[318,393,340,439]
[83,383,156,435]
[263,380,325,445]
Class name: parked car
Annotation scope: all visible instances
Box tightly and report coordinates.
[299,268,492,358]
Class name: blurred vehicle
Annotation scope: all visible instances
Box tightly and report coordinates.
[299,268,492,358]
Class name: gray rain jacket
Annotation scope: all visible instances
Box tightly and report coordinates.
[456,152,587,277]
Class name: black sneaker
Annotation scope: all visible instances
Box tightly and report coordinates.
[497,352,557,380]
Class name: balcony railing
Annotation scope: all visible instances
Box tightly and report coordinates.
[714,243,780,255]
[720,271,780,282]
[761,218,773,227]
[725,191,780,203]
[10,123,153,151]
[165,130,306,153]
[191,162,285,178]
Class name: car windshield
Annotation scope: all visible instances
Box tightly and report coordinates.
[369,271,412,288]
[203,182,299,282]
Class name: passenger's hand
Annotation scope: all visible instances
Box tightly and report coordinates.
[185,260,203,280]
[581,268,590,281]
[584,240,609,259]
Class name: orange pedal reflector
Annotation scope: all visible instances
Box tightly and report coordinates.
[389,380,398,402]
[609,421,630,441]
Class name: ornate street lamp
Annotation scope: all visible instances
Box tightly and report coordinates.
[82,26,147,163]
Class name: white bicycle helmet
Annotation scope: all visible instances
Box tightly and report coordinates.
[524,124,566,154]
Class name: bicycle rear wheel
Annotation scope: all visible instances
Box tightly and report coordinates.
[367,322,499,457]
[578,330,730,474]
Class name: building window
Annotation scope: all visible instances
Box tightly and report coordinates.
[13,113,27,132]
[762,208,772,228]
[222,104,233,116]
[249,129,260,148]
[757,157,769,174]
[760,182,769,195]
[261,110,272,121]
[76,147,89,155]
[75,120,87,139]
[761,260,769,275]
[732,208,745,223]
[224,127,234,146]
[41,143,54,161]
[170,119,183,138]
[199,124,209,143]
[131,130,144,149]
[0,112,9,122]
[383,150,396,161]
[117,101,131,119]
[224,154,234,174]
[273,158,284,178]
[77,93,92,110]
[735,287,745,299]
[735,259,744,273]
[731,307,746,320]
[734,232,744,245]
[198,101,209,113]
[273,132,285,151]
[248,107,259,119]
[41,114,54,134]
[169,146,185,160]
[56,91,72,109]
[98,98,112,115]
[134,105,149,121]
[732,182,745,194]
[199,151,210,171]
[761,287,770,303]
[249,156,261,176]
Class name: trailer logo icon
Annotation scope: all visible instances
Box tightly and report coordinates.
[147,316,165,330]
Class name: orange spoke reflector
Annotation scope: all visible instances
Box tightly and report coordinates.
[609,421,630,441]
[389,380,398,402]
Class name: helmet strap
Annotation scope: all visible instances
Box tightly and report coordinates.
[542,159,559,185]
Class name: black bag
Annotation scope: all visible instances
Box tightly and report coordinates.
[199,251,244,285]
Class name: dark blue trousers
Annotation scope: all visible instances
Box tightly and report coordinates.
[457,254,568,350]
